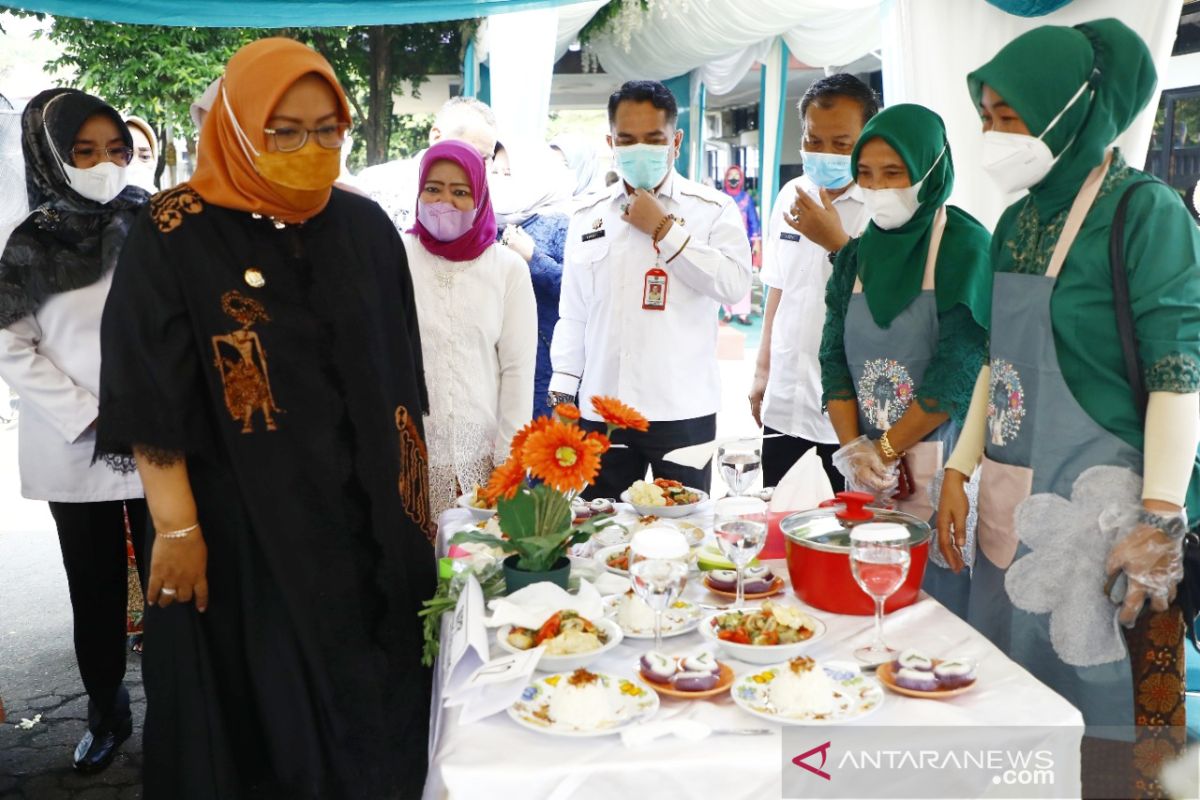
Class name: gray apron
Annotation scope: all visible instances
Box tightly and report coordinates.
[970,153,1141,728]
[845,208,970,618]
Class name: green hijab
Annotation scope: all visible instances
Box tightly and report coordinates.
[850,104,993,329]
[967,18,1156,218]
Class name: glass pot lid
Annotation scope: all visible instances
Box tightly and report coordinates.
[780,491,931,553]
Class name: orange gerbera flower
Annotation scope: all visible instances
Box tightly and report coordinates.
[482,457,527,505]
[591,396,649,432]
[522,419,602,494]
[553,402,581,422]
[507,417,550,463]
[586,431,611,454]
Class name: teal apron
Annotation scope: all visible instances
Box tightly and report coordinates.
[844,208,970,618]
[970,153,1140,728]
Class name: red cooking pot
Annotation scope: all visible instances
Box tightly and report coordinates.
[781,491,931,615]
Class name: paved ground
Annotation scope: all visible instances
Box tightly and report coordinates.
[0,424,145,799]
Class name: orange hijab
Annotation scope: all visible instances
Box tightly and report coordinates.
[190,38,352,224]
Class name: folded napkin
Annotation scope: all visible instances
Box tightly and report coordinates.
[663,433,784,470]
[769,446,834,513]
[486,579,605,629]
[621,718,712,748]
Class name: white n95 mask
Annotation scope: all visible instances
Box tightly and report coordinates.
[981,81,1092,194]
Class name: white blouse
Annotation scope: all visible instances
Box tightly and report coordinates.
[404,234,537,516]
[0,266,143,503]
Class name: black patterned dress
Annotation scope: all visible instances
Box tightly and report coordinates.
[97,185,437,799]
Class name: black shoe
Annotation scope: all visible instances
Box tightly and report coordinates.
[72,715,132,773]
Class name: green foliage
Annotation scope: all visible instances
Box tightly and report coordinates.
[0,10,472,166]
[451,487,609,572]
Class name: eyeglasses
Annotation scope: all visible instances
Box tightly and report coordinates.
[70,146,134,167]
[262,123,350,153]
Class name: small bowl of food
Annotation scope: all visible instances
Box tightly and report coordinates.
[698,601,825,665]
[496,610,623,672]
[457,487,496,521]
[620,479,708,519]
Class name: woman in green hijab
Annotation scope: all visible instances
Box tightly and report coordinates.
[937,18,1197,797]
[819,103,992,624]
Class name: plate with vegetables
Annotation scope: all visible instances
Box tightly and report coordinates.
[621,479,708,519]
[699,601,826,665]
[496,610,623,672]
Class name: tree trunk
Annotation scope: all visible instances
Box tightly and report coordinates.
[366,26,395,166]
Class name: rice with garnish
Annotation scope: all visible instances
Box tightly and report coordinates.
[548,669,618,728]
[768,657,837,716]
[615,590,657,632]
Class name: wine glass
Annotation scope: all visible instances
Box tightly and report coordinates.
[849,523,912,666]
[717,441,762,497]
[629,558,689,651]
[713,496,769,608]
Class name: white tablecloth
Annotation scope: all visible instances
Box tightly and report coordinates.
[424,509,1084,800]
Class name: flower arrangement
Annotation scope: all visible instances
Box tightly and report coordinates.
[450,396,649,573]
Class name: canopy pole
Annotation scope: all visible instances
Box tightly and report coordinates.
[689,72,706,181]
[462,39,478,98]
[663,74,691,179]
[759,36,789,224]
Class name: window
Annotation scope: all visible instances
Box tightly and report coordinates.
[1144,87,1200,191]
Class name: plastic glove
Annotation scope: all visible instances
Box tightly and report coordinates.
[1105,521,1185,628]
[832,436,898,499]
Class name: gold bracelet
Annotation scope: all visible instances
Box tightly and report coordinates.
[157,522,199,539]
[879,431,903,461]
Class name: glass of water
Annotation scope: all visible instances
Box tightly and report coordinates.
[717,441,762,497]
[849,523,911,666]
[629,558,689,651]
[713,496,769,608]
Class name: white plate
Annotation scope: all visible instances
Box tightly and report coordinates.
[508,671,660,737]
[698,606,827,665]
[593,544,632,576]
[730,661,883,724]
[601,594,703,639]
[619,488,708,519]
[455,493,496,521]
[495,617,623,673]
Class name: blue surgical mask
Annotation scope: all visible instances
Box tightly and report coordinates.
[801,150,853,190]
[614,143,671,191]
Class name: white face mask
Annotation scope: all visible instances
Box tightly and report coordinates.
[861,146,946,231]
[980,81,1091,194]
[126,160,157,193]
[62,161,129,204]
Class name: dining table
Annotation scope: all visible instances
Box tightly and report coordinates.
[422,505,1085,800]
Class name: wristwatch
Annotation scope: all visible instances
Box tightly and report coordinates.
[547,391,576,410]
[1137,508,1189,540]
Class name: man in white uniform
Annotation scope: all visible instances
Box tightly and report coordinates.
[355,96,498,229]
[749,74,878,488]
[550,80,752,496]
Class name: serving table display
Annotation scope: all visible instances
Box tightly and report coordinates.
[423,506,1084,800]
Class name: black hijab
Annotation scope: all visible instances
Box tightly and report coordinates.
[0,88,149,329]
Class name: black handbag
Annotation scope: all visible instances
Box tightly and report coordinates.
[1110,180,1200,651]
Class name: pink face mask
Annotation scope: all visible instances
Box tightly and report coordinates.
[417,201,477,242]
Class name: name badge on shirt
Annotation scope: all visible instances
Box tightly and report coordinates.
[779,232,801,242]
[642,267,668,311]
[582,230,606,242]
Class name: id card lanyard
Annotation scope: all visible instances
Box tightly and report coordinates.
[642,239,668,311]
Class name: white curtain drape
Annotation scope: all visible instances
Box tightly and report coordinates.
[882,0,1183,230]
[488,7,561,146]
[589,0,884,83]
[553,0,607,61]
[0,109,27,255]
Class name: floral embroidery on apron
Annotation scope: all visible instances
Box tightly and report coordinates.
[396,405,435,542]
[857,358,915,430]
[987,359,1026,447]
[211,290,282,434]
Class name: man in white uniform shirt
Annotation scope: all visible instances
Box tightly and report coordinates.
[750,74,878,489]
[550,80,752,496]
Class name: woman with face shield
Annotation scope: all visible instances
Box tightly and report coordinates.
[0,88,150,773]
[406,139,537,517]
[95,38,436,798]
[937,19,1198,796]
[819,104,993,623]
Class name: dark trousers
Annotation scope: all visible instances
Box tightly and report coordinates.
[48,499,149,733]
[581,414,717,499]
[762,426,845,493]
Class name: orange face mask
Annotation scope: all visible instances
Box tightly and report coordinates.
[255,140,341,192]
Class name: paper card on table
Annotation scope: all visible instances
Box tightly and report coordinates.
[441,573,490,695]
[443,647,545,724]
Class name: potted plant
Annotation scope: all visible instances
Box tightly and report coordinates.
[450,396,649,593]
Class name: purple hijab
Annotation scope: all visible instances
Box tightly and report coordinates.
[411,139,497,262]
